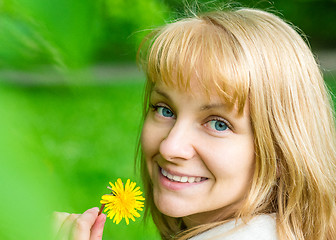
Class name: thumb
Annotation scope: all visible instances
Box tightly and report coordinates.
[90,213,106,240]
[72,207,99,240]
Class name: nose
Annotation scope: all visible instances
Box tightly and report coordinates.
[159,120,196,162]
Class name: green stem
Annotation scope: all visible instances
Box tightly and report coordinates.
[98,204,105,215]
[98,186,116,215]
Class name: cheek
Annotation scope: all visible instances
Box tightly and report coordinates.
[203,139,255,180]
[141,116,169,156]
[141,118,161,178]
[141,119,159,150]
[141,120,150,155]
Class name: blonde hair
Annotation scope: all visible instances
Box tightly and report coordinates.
[137,7,336,240]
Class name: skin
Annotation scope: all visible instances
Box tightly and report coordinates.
[53,207,106,240]
[52,77,255,238]
[141,80,255,228]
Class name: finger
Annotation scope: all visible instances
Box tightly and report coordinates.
[90,214,106,240]
[72,207,99,240]
[52,212,70,236]
[56,213,80,240]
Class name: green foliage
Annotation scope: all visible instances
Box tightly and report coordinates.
[0,8,59,69]
[97,0,169,62]
[273,0,336,49]
[164,0,336,49]
[1,74,335,239]
[0,83,65,240]
[0,0,103,69]
[0,0,169,69]
[0,0,334,70]
[0,0,100,68]
[0,1,334,238]
[0,77,160,239]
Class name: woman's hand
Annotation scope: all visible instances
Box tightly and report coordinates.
[53,207,106,240]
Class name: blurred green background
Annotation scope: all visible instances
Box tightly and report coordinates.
[0,0,335,240]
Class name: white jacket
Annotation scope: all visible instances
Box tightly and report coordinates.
[189,214,278,240]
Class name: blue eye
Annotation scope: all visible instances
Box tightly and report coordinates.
[209,120,228,131]
[157,106,174,118]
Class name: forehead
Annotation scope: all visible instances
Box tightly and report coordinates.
[152,76,219,101]
[144,17,250,114]
[151,79,247,116]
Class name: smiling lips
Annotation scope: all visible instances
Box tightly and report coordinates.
[160,167,207,183]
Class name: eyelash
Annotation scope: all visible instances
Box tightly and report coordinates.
[149,103,162,111]
[205,117,232,132]
[149,103,232,132]
[149,104,175,117]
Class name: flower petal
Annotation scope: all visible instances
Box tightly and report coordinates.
[100,178,145,225]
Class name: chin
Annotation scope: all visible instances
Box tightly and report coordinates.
[155,200,191,218]
[157,205,184,218]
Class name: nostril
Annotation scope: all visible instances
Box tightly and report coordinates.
[159,137,195,161]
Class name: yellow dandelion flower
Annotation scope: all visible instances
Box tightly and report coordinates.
[100,178,145,225]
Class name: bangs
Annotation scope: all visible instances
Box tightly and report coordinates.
[139,15,250,112]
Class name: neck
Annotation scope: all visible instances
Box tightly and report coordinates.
[182,204,239,229]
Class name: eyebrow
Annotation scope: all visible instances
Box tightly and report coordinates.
[200,103,228,111]
[152,88,171,100]
[153,88,228,111]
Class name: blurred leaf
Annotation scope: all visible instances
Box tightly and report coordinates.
[0,83,66,240]
[0,0,103,69]
[97,0,169,62]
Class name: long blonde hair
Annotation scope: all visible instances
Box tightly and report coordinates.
[137,7,336,240]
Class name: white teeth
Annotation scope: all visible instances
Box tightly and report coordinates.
[161,168,168,177]
[187,177,195,183]
[173,175,181,181]
[160,168,205,183]
[180,176,188,183]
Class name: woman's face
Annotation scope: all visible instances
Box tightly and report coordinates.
[141,79,255,227]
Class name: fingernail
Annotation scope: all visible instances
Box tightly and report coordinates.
[91,207,99,212]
